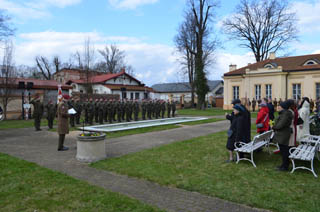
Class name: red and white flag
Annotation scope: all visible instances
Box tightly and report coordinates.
[57,84,62,103]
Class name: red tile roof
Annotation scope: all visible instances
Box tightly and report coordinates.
[104,84,153,92]
[224,54,320,76]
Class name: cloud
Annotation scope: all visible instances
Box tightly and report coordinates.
[108,0,159,10]
[12,31,180,86]
[0,0,82,20]
[291,0,320,34]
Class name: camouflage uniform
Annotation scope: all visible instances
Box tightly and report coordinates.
[98,99,104,124]
[108,100,114,124]
[46,101,56,129]
[116,100,122,122]
[133,100,140,121]
[94,99,99,123]
[167,101,171,118]
[172,101,176,117]
[30,97,44,131]
[141,100,146,120]
[74,99,82,125]
[103,99,108,122]
[161,101,166,118]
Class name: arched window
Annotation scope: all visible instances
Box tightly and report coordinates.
[303,60,318,66]
[264,64,274,69]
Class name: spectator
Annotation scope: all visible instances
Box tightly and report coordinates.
[226,104,246,162]
[288,99,298,147]
[256,99,270,134]
[297,97,310,142]
[267,98,275,121]
[272,101,293,171]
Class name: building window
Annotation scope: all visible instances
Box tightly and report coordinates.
[304,60,318,66]
[94,89,98,94]
[255,85,261,100]
[266,84,272,99]
[144,92,148,99]
[233,86,239,100]
[316,83,320,99]
[80,90,83,93]
[135,92,140,99]
[292,84,301,100]
[130,92,134,100]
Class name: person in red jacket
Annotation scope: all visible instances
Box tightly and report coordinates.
[256,98,270,134]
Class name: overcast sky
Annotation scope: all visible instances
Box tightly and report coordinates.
[1,0,320,86]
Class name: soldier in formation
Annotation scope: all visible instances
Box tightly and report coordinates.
[46,100,56,129]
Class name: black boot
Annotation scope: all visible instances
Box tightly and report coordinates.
[58,134,69,151]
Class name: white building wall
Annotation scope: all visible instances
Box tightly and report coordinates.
[105,76,139,85]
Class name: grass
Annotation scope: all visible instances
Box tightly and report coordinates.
[92,128,320,212]
[0,119,57,130]
[0,153,164,212]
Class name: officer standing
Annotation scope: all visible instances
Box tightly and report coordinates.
[46,100,56,129]
[94,99,99,123]
[57,94,70,151]
[108,99,114,124]
[103,99,108,122]
[30,95,44,131]
[141,99,146,120]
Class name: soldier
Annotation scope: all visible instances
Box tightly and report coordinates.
[141,99,147,120]
[273,98,278,112]
[30,95,44,131]
[172,101,176,117]
[103,99,108,122]
[152,100,156,118]
[251,98,256,112]
[167,100,171,118]
[147,100,152,119]
[88,98,95,125]
[113,99,117,121]
[74,98,82,125]
[156,100,161,119]
[133,99,140,121]
[108,99,114,124]
[97,98,104,124]
[161,100,166,118]
[116,99,122,122]
[94,99,99,123]
[68,97,75,127]
[125,99,131,122]
[84,98,89,124]
[46,100,56,129]
[120,99,126,121]
[57,94,70,151]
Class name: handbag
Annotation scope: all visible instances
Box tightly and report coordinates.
[297,117,304,125]
[256,113,268,129]
[227,129,233,138]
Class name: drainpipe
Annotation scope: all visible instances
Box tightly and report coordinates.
[285,71,288,99]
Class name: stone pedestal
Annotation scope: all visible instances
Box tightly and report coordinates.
[76,133,106,163]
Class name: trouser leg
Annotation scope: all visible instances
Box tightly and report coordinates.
[279,144,290,169]
[58,134,65,150]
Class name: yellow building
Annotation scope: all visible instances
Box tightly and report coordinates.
[223,53,320,110]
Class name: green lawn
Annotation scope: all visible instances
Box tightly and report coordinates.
[0,153,164,212]
[0,119,57,130]
[92,130,320,212]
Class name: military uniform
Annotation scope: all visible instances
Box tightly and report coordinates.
[147,101,152,119]
[141,101,146,120]
[252,99,256,112]
[68,99,75,127]
[30,97,44,131]
[116,100,122,122]
[103,100,108,122]
[172,102,176,117]
[108,100,114,123]
[98,99,104,124]
[84,100,89,124]
[161,101,166,118]
[57,99,69,151]
[120,100,125,121]
[74,100,82,125]
[46,102,56,129]
[167,101,171,118]
[94,100,99,123]
[133,101,140,121]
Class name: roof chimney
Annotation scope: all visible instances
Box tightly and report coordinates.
[121,68,126,73]
[229,64,237,72]
[269,52,276,60]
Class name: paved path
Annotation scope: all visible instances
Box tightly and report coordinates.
[0,121,268,212]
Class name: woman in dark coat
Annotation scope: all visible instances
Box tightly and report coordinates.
[272,101,293,171]
[226,104,246,162]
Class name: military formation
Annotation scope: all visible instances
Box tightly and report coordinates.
[31,96,178,130]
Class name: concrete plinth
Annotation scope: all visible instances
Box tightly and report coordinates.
[76,134,106,163]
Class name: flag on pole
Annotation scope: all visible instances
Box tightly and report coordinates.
[57,84,62,103]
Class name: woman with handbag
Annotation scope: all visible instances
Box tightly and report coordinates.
[226,104,246,163]
[297,97,310,142]
[256,99,270,134]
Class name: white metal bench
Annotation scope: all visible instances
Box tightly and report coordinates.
[289,135,320,178]
[234,130,273,167]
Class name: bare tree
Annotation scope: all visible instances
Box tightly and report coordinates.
[223,0,298,62]
[176,0,219,109]
[0,40,16,120]
[0,10,15,41]
[83,37,95,94]
[35,55,61,80]
[98,44,126,73]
